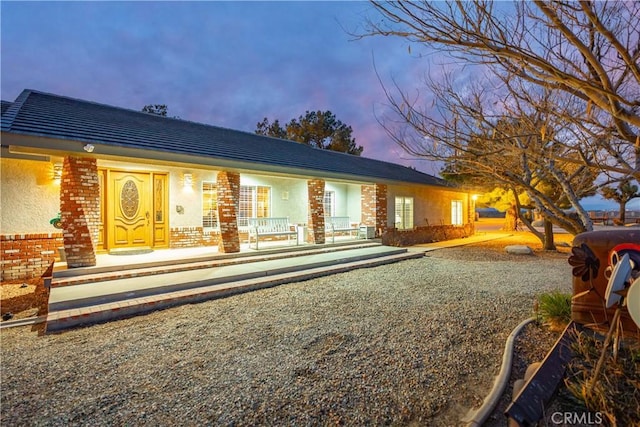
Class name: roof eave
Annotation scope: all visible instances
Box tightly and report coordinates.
[2,131,462,189]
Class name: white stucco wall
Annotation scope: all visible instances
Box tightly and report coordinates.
[1,157,62,234]
[241,174,308,224]
[325,182,362,222]
[170,168,218,229]
[346,183,362,222]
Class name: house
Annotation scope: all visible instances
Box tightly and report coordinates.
[1,89,474,281]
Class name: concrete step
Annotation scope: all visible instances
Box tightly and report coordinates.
[49,245,408,311]
[52,241,382,287]
[46,248,423,333]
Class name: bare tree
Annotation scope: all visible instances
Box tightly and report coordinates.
[363,1,640,177]
[376,64,597,245]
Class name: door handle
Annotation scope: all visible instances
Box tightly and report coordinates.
[146,211,150,225]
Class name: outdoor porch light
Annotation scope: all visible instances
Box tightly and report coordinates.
[472,194,478,201]
[52,163,63,182]
[183,173,193,190]
[83,144,95,153]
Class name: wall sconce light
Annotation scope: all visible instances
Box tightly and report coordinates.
[472,194,478,201]
[83,144,95,153]
[52,163,63,182]
[183,173,193,190]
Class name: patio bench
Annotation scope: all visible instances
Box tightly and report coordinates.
[248,217,298,250]
[325,216,359,243]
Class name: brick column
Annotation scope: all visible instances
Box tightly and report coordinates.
[216,171,240,253]
[307,179,325,244]
[361,184,388,236]
[60,157,100,268]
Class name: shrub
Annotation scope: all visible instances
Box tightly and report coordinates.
[537,291,572,331]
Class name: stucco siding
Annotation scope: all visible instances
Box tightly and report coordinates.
[0,157,61,234]
[325,182,347,217]
[325,182,361,222]
[346,184,362,222]
[387,183,469,228]
[241,174,308,224]
[170,168,218,229]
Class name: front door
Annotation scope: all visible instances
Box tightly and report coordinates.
[109,171,152,250]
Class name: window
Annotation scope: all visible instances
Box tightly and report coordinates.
[323,191,335,217]
[395,197,414,230]
[202,182,218,228]
[256,186,270,218]
[238,185,270,227]
[451,200,463,225]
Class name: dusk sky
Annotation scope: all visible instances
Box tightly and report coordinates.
[1,1,442,171]
[1,1,630,209]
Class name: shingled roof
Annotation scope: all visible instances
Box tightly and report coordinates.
[1,89,453,187]
[0,100,12,115]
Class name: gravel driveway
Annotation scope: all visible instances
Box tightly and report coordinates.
[1,236,573,426]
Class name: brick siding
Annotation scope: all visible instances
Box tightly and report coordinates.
[1,233,64,281]
[170,227,220,248]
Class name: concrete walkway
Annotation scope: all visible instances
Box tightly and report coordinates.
[408,232,512,252]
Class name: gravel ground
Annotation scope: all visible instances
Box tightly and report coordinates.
[1,235,573,426]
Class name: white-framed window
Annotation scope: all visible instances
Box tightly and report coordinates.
[451,200,463,225]
[395,196,414,230]
[238,185,270,227]
[202,182,218,228]
[323,191,335,217]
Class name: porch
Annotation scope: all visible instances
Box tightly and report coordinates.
[53,235,368,274]
[54,158,384,270]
